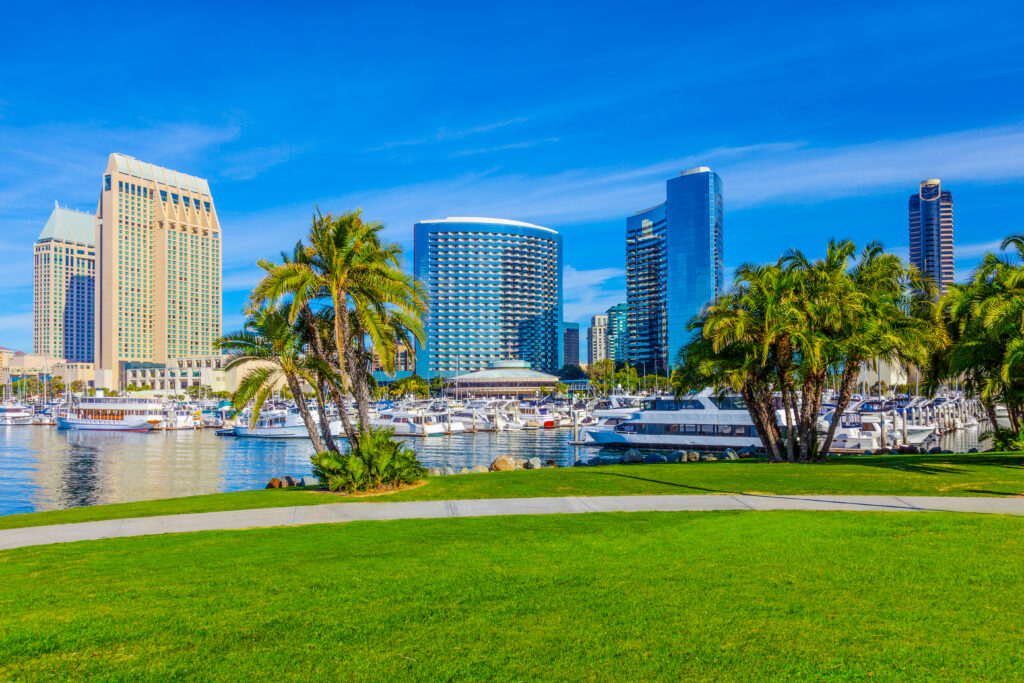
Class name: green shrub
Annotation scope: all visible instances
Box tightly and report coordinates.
[986,427,1024,452]
[311,428,426,493]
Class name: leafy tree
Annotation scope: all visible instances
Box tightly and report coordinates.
[429,376,445,396]
[390,374,429,398]
[588,359,616,394]
[557,364,588,381]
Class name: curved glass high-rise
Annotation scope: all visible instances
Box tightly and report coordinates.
[626,167,723,373]
[414,218,563,377]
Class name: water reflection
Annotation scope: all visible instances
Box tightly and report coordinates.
[0,427,584,516]
[0,423,997,516]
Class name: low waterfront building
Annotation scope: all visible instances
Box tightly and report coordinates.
[444,359,558,398]
[0,351,94,390]
[122,354,271,395]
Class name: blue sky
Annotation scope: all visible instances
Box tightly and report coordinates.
[2,0,1024,357]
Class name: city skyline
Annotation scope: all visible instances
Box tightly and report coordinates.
[3,2,1024,359]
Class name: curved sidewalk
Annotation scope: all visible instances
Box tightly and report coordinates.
[3,494,1024,551]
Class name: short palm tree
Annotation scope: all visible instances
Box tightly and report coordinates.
[216,304,326,453]
[251,209,426,439]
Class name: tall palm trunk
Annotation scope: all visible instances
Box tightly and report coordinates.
[331,284,366,443]
[820,360,861,456]
[743,380,782,462]
[298,306,345,453]
[285,374,325,453]
[313,379,338,454]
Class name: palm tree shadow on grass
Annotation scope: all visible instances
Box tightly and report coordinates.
[580,470,733,494]
[834,454,1024,475]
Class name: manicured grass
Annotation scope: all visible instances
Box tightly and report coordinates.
[3,452,1024,531]
[1,511,1023,680]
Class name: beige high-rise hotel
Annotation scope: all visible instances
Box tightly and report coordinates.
[33,204,97,362]
[95,154,221,388]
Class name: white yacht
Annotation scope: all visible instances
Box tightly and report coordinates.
[370,410,445,436]
[234,409,344,439]
[56,395,164,432]
[0,402,33,426]
[517,402,556,429]
[587,392,764,450]
[578,395,643,443]
[819,404,935,450]
[159,405,201,430]
[452,399,507,431]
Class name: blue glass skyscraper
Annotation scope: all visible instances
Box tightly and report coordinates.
[414,218,563,378]
[626,167,723,372]
[909,179,953,294]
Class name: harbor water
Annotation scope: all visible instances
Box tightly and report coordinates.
[0,424,988,517]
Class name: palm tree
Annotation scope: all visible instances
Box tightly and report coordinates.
[926,234,1024,433]
[677,239,940,462]
[251,209,426,440]
[216,304,326,453]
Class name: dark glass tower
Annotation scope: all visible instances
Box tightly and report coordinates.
[626,168,723,373]
[909,179,953,293]
[562,322,580,366]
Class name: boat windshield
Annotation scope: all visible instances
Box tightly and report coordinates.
[708,395,748,411]
[641,398,704,411]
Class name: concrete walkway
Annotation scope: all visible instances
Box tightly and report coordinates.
[3,494,1024,551]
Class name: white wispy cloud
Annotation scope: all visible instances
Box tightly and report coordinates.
[368,117,530,151]
[449,137,560,158]
[220,143,305,181]
[955,239,1005,258]
[562,265,625,323]
[221,124,1024,273]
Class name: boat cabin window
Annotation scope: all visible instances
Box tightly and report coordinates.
[642,398,704,411]
[708,395,748,411]
[615,422,757,436]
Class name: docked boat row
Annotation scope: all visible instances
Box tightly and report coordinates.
[1,388,992,452]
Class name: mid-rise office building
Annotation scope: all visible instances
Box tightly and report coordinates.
[587,314,609,365]
[95,154,222,388]
[562,322,580,367]
[414,217,562,377]
[606,302,627,363]
[626,167,723,372]
[909,179,954,293]
[33,204,96,362]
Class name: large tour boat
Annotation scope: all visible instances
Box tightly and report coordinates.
[586,391,765,451]
[56,395,164,432]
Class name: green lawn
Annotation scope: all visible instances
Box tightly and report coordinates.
[3,452,1024,531]
[1,510,1022,681]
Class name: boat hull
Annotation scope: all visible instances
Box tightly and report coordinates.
[56,417,158,432]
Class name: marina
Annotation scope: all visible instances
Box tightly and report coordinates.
[0,405,989,516]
